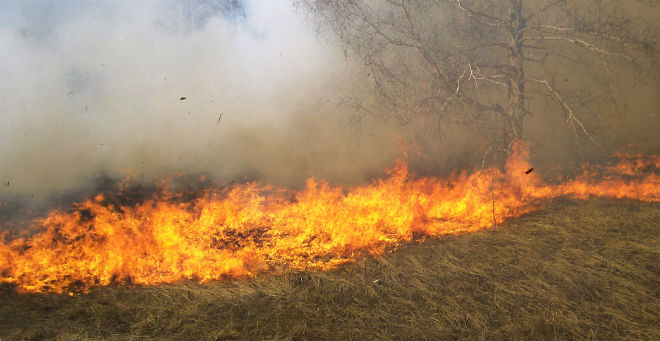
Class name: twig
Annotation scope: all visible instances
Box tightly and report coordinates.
[522,36,632,61]
[528,79,599,146]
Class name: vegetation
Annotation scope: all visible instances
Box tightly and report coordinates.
[1,198,658,340]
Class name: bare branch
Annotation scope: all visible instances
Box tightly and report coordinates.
[451,0,507,28]
[469,64,509,88]
[523,0,564,21]
[528,79,598,146]
[522,35,632,61]
[523,24,625,43]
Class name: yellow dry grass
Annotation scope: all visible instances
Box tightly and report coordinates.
[0,198,658,340]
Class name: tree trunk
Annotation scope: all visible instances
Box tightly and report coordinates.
[504,0,526,152]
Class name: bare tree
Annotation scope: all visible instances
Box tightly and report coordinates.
[159,0,246,35]
[298,0,658,159]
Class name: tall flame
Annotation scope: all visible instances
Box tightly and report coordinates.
[1,143,658,293]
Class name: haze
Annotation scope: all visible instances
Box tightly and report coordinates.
[0,0,405,204]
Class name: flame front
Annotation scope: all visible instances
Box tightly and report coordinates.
[1,144,658,293]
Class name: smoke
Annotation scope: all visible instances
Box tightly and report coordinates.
[0,0,403,208]
[1,0,657,217]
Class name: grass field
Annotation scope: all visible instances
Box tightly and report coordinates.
[0,197,658,340]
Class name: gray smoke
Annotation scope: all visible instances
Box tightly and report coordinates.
[0,0,657,215]
[0,0,404,208]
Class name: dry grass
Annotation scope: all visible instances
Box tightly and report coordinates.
[0,198,658,340]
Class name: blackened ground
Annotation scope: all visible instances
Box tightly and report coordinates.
[0,198,658,340]
[0,173,228,234]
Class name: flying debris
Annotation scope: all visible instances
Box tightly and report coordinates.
[180,97,187,101]
[217,113,223,125]
[525,168,534,174]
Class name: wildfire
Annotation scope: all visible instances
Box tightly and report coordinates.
[1,144,658,293]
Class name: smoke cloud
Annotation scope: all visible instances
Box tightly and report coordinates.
[0,0,657,216]
[0,0,404,208]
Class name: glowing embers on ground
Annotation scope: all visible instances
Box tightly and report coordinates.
[0,144,658,293]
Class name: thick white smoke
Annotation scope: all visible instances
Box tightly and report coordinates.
[0,0,400,203]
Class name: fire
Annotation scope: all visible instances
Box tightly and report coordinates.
[1,144,658,293]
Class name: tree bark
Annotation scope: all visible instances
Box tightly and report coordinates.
[505,0,526,151]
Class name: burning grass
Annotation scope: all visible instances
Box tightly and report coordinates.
[0,198,658,340]
[1,144,658,294]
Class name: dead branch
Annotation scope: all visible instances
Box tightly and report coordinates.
[528,79,598,146]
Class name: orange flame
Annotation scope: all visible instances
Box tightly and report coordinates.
[1,144,658,293]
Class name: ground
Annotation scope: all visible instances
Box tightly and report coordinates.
[0,198,658,340]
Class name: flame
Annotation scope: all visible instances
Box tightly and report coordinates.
[1,143,658,293]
